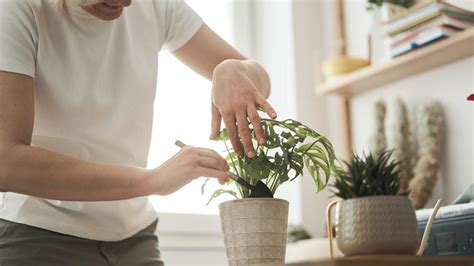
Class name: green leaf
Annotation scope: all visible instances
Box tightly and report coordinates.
[332,151,403,199]
[206,189,238,206]
[215,128,229,141]
[201,178,211,195]
[203,118,340,204]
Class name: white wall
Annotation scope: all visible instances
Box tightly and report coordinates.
[291,0,343,238]
[242,0,346,237]
[351,57,474,205]
[236,0,305,226]
[288,0,474,238]
[225,0,473,242]
[241,0,357,237]
[343,0,474,205]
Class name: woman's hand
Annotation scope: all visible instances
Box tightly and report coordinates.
[210,59,276,158]
[148,146,230,196]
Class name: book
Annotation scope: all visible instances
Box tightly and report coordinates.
[388,25,460,49]
[385,15,472,47]
[384,0,474,36]
[389,26,457,57]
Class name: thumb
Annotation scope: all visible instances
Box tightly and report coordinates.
[210,104,222,140]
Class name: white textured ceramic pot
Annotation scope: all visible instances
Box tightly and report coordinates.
[219,198,289,266]
[335,196,419,256]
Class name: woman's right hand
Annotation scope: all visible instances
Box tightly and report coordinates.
[147,146,230,196]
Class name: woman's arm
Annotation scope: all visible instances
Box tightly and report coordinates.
[173,24,277,158]
[0,71,229,201]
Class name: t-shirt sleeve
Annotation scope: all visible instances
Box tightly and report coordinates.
[156,0,203,52]
[0,0,37,78]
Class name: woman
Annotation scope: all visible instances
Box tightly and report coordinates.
[0,0,276,265]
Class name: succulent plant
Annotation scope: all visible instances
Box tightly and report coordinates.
[332,151,404,199]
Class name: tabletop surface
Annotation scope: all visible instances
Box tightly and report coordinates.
[253,255,474,266]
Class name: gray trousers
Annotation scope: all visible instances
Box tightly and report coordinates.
[0,219,164,266]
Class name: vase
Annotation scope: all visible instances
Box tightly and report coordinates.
[219,198,289,266]
[334,196,420,256]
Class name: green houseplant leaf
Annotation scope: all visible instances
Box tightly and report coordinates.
[203,117,341,203]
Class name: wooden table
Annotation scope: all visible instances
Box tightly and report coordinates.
[254,255,474,266]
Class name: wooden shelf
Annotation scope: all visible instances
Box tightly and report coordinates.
[316,28,474,97]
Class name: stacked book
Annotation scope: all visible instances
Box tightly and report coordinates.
[383,0,474,58]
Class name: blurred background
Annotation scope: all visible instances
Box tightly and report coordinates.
[146,0,473,265]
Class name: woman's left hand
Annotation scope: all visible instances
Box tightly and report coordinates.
[210,59,276,158]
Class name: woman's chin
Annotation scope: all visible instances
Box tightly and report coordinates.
[83,3,125,21]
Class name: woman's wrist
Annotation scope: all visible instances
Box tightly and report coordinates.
[241,60,271,98]
[131,167,154,197]
[213,59,246,78]
[214,59,270,99]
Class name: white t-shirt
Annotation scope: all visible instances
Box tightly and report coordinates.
[0,0,203,241]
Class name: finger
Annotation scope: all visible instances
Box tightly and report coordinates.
[209,104,222,140]
[247,104,265,145]
[197,166,230,180]
[175,140,187,149]
[197,156,227,171]
[196,148,230,171]
[236,111,255,158]
[255,95,277,119]
[217,176,229,185]
[174,144,193,158]
[221,111,242,156]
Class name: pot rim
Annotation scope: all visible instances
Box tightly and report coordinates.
[219,197,289,207]
[339,195,411,203]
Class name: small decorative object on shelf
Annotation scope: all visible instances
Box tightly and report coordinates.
[204,116,340,266]
[326,151,440,258]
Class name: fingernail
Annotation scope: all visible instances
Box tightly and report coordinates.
[247,151,255,157]
[259,138,266,144]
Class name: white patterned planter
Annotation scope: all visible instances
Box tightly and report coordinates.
[335,196,419,256]
[219,198,289,266]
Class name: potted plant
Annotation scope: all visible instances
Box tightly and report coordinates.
[367,0,415,20]
[204,118,340,265]
[327,151,420,257]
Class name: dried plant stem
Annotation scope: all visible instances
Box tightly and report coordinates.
[409,102,443,209]
[389,99,413,192]
[369,100,387,156]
